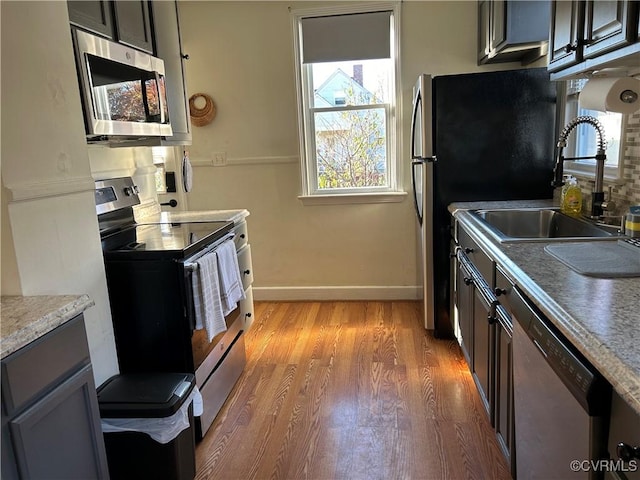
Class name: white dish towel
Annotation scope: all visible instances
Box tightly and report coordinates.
[191,251,226,342]
[216,239,245,315]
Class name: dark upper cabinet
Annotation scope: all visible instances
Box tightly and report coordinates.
[67,1,113,39]
[152,0,192,145]
[112,1,154,53]
[478,0,551,65]
[583,0,636,59]
[548,0,584,70]
[67,1,154,54]
[549,0,640,79]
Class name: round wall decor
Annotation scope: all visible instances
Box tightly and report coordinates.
[189,93,216,127]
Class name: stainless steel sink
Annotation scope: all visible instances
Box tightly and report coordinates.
[469,208,622,243]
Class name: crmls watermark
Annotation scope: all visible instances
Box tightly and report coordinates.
[570,459,639,473]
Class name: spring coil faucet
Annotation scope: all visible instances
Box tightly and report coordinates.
[551,115,607,218]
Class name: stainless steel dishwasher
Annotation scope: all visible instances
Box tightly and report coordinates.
[509,285,611,480]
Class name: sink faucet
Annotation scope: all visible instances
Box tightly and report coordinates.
[551,115,607,218]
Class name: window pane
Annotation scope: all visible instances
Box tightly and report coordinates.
[311,59,391,108]
[575,109,621,167]
[314,107,387,189]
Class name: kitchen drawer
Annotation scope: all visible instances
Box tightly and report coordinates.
[238,244,253,290]
[1,315,90,416]
[232,221,248,251]
[198,332,246,436]
[194,309,242,387]
[495,267,532,328]
[458,226,495,286]
[240,286,254,330]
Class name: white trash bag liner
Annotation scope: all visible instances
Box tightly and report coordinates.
[101,387,203,444]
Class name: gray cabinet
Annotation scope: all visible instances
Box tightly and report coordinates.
[68,0,154,53]
[455,223,496,419]
[608,391,640,479]
[452,220,515,475]
[494,306,514,476]
[455,248,474,367]
[112,1,153,53]
[1,315,109,480]
[68,1,113,39]
[548,0,584,70]
[478,0,551,65]
[152,0,192,145]
[549,0,640,79]
[473,288,494,419]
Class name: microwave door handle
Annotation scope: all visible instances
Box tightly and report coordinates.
[156,72,167,124]
[140,78,152,120]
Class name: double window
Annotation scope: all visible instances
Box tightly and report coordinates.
[291,4,402,202]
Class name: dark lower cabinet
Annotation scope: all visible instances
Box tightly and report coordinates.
[1,315,109,480]
[456,253,474,367]
[494,307,514,477]
[453,221,515,475]
[473,288,494,421]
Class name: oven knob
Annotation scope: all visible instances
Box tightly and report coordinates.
[123,187,132,196]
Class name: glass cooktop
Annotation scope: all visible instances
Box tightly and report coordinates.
[102,221,233,260]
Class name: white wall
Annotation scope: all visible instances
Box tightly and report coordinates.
[0,1,118,384]
[178,0,539,299]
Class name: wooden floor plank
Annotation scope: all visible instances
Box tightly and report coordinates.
[195,301,511,480]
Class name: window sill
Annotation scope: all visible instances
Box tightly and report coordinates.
[298,191,407,206]
[565,168,626,186]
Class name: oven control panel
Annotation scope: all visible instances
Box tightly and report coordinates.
[95,177,140,215]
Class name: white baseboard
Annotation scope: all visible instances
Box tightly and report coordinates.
[252,286,420,301]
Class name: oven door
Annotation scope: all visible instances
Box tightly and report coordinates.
[185,264,246,437]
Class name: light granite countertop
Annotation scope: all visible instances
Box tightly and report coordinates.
[450,200,640,415]
[137,209,250,225]
[1,295,94,359]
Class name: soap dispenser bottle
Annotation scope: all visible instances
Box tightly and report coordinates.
[561,175,582,216]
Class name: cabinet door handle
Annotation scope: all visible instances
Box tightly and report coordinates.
[463,277,473,286]
[243,269,251,275]
[240,234,246,239]
[181,53,190,60]
[617,442,640,462]
[464,247,474,254]
[564,38,593,53]
[487,314,497,325]
[494,288,507,296]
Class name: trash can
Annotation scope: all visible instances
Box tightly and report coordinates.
[97,372,199,480]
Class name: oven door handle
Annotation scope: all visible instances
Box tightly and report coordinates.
[183,232,235,271]
[184,268,196,332]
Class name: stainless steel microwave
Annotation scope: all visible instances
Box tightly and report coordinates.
[73,29,172,141]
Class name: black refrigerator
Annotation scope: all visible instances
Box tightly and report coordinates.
[411,67,558,338]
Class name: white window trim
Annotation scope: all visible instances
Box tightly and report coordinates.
[291,2,403,204]
[558,81,627,185]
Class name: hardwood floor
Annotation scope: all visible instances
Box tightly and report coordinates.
[195,301,511,480]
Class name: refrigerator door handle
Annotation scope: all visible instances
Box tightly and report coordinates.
[411,160,424,226]
[410,90,421,160]
[410,85,437,163]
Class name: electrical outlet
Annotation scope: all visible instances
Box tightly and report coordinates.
[212,151,227,166]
